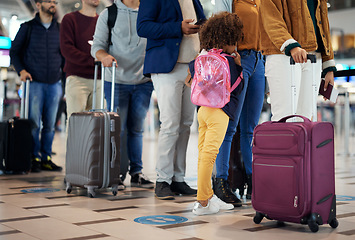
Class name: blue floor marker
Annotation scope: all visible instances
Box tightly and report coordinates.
[134,215,188,225]
[21,188,61,193]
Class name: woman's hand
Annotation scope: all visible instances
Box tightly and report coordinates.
[232,51,241,66]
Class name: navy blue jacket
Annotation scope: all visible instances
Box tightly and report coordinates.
[137,0,206,76]
[189,54,244,121]
[10,13,63,84]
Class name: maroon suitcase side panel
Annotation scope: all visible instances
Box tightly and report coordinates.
[252,122,311,222]
[310,122,336,224]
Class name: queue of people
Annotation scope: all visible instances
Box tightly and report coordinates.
[9,0,336,216]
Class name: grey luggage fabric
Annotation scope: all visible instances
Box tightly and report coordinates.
[65,111,120,197]
[65,63,121,197]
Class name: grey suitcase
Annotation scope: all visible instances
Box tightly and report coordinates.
[65,62,120,197]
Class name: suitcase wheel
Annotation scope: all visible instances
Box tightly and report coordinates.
[253,212,264,224]
[87,186,96,198]
[66,182,72,194]
[329,218,339,229]
[307,219,319,233]
[112,185,118,196]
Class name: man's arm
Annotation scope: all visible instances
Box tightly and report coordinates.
[9,23,29,75]
[260,0,295,53]
[90,9,117,67]
[137,0,182,40]
[9,22,33,81]
[137,0,199,40]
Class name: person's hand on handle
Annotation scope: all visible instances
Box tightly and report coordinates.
[19,70,32,82]
[290,47,308,63]
[181,19,200,35]
[101,54,117,68]
[95,49,118,67]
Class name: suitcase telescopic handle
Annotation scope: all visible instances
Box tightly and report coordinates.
[92,61,116,111]
[290,54,316,65]
[20,79,30,119]
[99,62,116,112]
[289,54,317,121]
[92,61,100,109]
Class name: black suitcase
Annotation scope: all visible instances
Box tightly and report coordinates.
[0,80,32,173]
[228,125,247,197]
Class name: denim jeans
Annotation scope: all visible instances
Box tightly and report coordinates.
[28,81,62,161]
[215,50,265,178]
[104,81,153,176]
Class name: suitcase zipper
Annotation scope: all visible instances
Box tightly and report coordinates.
[255,133,295,137]
[254,163,294,168]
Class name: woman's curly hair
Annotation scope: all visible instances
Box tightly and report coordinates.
[199,11,244,50]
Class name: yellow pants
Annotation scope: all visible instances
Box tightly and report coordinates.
[197,106,229,201]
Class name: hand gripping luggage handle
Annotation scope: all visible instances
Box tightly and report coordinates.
[290,54,316,65]
[278,114,311,123]
[20,79,30,119]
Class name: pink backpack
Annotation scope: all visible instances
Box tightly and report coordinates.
[191,49,242,108]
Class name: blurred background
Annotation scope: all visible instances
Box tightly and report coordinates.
[0,0,355,156]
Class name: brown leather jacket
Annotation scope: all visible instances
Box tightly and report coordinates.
[260,0,335,70]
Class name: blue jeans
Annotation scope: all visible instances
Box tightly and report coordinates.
[104,81,153,176]
[215,50,265,179]
[28,81,62,161]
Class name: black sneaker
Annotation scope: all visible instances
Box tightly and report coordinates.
[170,181,197,196]
[31,158,42,173]
[213,177,242,207]
[41,157,62,171]
[131,173,154,189]
[117,178,125,191]
[155,181,175,200]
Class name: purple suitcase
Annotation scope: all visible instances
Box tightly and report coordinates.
[251,55,338,232]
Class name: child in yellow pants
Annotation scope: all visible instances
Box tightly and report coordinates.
[188,12,244,215]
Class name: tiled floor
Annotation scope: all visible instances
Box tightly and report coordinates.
[1,129,355,240]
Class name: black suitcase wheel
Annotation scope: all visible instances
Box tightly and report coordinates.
[253,212,264,224]
[308,219,319,233]
[276,221,285,227]
[65,182,72,194]
[329,218,339,228]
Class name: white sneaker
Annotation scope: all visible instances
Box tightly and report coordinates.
[192,201,219,215]
[210,195,234,210]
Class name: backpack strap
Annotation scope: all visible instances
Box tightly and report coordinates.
[231,72,243,92]
[219,52,243,93]
[107,4,117,45]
